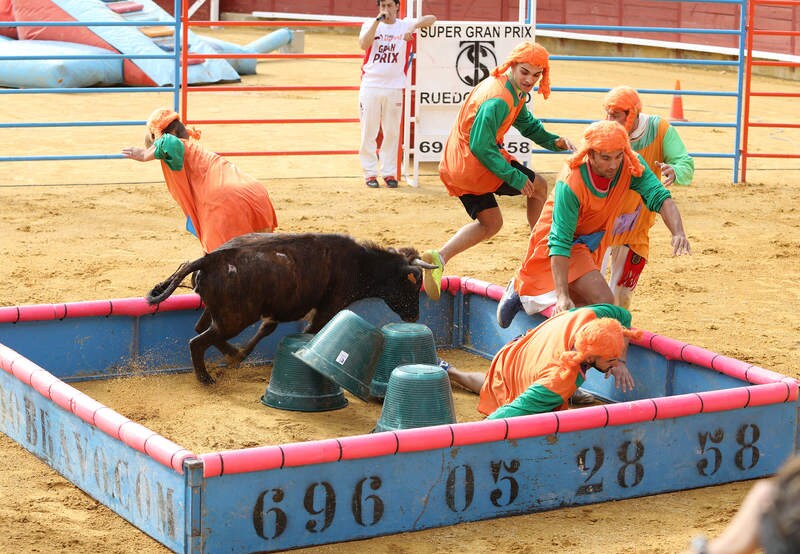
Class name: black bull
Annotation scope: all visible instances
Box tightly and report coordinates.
[146,233,437,384]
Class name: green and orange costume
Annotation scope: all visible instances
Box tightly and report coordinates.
[513,150,671,300]
[603,86,694,261]
[479,304,633,418]
[438,72,561,197]
[146,108,278,254]
[439,41,563,198]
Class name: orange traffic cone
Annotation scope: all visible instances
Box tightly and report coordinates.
[669,80,687,122]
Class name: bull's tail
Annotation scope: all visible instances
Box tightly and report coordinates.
[146,258,206,305]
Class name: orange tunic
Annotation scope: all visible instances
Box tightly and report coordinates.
[438,75,523,197]
[514,163,633,297]
[608,118,669,259]
[478,308,598,415]
[161,139,278,253]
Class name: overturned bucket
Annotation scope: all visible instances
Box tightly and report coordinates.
[261,333,348,412]
[293,310,384,401]
[370,322,437,399]
[374,363,456,432]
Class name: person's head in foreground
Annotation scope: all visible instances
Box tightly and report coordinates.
[492,41,551,98]
[144,108,199,148]
[568,119,643,180]
[559,317,640,377]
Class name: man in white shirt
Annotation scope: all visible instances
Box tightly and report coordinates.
[358,0,436,188]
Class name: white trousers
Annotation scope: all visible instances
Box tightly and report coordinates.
[359,86,403,179]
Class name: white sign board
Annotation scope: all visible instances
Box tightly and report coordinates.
[414,23,536,163]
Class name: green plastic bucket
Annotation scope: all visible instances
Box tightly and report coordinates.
[374,363,456,432]
[261,333,348,412]
[370,322,437,399]
[293,310,384,401]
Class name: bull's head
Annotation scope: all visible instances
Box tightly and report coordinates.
[375,247,439,323]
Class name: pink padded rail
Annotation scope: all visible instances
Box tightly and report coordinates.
[0,294,203,324]
[197,379,796,477]
[634,329,791,385]
[0,343,195,473]
[2,284,797,478]
[449,276,793,386]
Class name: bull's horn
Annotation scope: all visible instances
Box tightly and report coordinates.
[411,258,438,270]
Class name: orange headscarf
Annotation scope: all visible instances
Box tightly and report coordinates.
[491,41,551,99]
[567,120,644,176]
[558,317,642,377]
[145,108,201,146]
[602,86,642,133]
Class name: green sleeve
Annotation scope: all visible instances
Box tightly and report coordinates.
[512,105,560,151]
[153,134,185,171]
[469,98,529,191]
[581,304,633,328]
[630,154,671,212]
[662,126,695,186]
[547,181,580,257]
[486,383,565,419]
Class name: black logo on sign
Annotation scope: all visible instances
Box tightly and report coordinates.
[456,41,497,87]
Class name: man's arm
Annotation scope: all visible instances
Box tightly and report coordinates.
[469,98,531,190]
[659,125,695,186]
[412,14,436,31]
[358,17,383,50]
[583,304,635,390]
[514,106,575,152]
[658,198,691,256]
[547,182,581,312]
[121,144,155,162]
[551,255,574,314]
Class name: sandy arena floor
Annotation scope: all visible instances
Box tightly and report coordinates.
[0,28,799,554]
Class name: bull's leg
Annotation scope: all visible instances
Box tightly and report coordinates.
[194,310,212,333]
[234,319,278,365]
[306,306,339,333]
[196,309,242,362]
[189,327,228,385]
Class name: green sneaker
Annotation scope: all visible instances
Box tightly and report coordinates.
[422,250,444,301]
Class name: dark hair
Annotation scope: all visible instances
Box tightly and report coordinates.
[162,118,190,139]
[376,0,399,5]
[760,457,800,553]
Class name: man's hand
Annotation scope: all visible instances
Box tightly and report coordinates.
[671,232,691,256]
[121,146,147,161]
[655,161,676,186]
[606,363,634,393]
[555,136,576,151]
[553,294,575,315]
[520,179,537,198]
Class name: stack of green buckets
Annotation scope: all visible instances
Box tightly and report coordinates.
[263,310,457,431]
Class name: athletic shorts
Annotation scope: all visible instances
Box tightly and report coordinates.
[459,160,537,220]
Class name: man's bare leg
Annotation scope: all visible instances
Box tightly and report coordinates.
[438,206,503,265]
[441,362,486,394]
[569,269,615,307]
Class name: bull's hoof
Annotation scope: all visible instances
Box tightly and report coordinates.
[196,372,216,385]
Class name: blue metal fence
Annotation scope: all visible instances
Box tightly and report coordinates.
[0,0,748,181]
[0,0,181,163]
[528,0,748,182]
